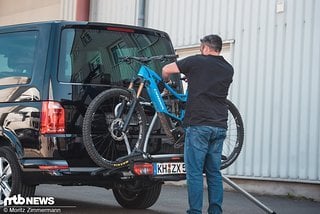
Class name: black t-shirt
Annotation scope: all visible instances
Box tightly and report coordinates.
[177,54,234,129]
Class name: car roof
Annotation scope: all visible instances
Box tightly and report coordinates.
[0,20,169,37]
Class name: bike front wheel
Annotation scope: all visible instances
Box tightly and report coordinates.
[221,99,244,169]
[82,88,147,169]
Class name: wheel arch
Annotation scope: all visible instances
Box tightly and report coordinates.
[0,126,24,159]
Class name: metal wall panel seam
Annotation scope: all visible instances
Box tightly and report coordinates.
[212,0,220,35]
[241,0,254,177]
[305,0,318,182]
[298,0,310,180]
[176,0,186,47]
[257,0,269,178]
[204,0,214,37]
[197,0,206,40]
[190,0,198,43]
[230,0,246,176]
[104,0,110,22]
[171,0,179,47]
[224,0,240,175]
[134,0,138,25]
[230,0,237,38]
[166,0,173,40]
[89,0,97,21]
[308,0,320,181]
[159,0,165,30]
[272,0,287,179]
[107,0,112,22]
[305,0,316,181]
[279,0,294,180]
[61,0,76,21]
[220,0,228,38]
[311,0,320,181]
[250,0,262,177]
[263,0,277,179]
[227,0,237,104]
[276,5,287,179]
[288,0,303,180]
[225,0,232,39]
[293,0,304,180]
[144,0,150,26]
[184,0,192,46]
[246,0,257,176]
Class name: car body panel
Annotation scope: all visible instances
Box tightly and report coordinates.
[0,21,184,186]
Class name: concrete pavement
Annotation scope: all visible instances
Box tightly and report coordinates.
[31,184,320,214]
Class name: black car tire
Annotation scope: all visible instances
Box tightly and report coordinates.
[0,146,36,205]
[112,182,162,209]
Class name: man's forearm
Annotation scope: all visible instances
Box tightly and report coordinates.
[162,62,180,81]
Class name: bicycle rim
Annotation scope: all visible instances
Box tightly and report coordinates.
[83,88,146,169]
[221,99,244,169]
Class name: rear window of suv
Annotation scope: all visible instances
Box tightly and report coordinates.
[58,27,175,85]
[0,31,38,85]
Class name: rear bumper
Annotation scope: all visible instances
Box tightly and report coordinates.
[20,159,115,186]
[19,154,187,186]
[129,153,186,181]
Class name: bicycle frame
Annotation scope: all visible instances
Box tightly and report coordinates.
[128,65,187,156]
[137,65,187,121]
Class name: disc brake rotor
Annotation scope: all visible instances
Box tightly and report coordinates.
[109,118,126,141]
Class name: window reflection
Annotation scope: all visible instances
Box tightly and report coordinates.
[0,31,38,85]
[58,28,174,85]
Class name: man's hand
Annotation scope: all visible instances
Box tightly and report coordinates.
[162,62,181,81]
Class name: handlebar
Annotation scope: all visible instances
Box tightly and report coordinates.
[119,55,178,64]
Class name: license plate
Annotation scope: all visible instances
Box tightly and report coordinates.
[154,162,186,175]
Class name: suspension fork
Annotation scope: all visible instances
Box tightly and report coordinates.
[120,79,145,132]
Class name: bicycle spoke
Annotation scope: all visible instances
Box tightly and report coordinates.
[103,140,118,160]
[83,88,147,168]
[93,136,106,150]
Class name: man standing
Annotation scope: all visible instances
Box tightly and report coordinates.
[162,34,234,214]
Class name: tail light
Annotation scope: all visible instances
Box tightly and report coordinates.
[40,101,65,134]
[133,163,154,175]
[106,27,135,33]
[39,165,69,171]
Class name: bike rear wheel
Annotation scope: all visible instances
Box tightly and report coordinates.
[221,99,244,169]
[82,88,146,169]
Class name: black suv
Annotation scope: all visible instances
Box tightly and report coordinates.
[0,21,183,208]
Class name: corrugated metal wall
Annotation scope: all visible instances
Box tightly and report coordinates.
[60,0,76,21]
[90,0,320,183]
[60,0,76,20]
[90,0,137,25]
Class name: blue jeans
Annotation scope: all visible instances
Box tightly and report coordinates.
[184,126,226,214]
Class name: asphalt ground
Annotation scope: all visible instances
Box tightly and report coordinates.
[22,184,320,214]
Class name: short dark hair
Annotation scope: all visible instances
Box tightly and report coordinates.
[200,34,222,52]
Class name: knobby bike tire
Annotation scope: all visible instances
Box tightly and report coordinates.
[221,99,244,169]
[82,88,147,169]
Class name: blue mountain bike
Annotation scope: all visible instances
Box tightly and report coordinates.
[82,55,244,170]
